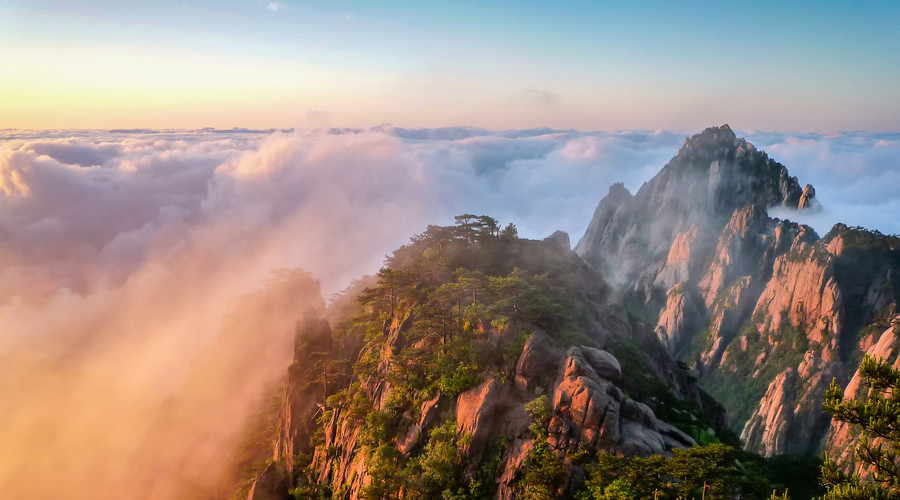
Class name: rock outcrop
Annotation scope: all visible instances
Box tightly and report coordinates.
[798,184,818,210]
[549,344,693,458]
[696,205,767,308]
[299,319,716,499]
[733,226,899,456]
[740,352,843,456]
[656,285,701,353]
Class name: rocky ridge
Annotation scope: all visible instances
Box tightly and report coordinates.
[246,221,727,499]
[576,125,900,462]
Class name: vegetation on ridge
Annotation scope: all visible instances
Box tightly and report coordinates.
[306,214,607,498]
[246,214,828,499]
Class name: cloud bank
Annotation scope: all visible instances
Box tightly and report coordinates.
[745,130,900,236]
[0,126,896,498]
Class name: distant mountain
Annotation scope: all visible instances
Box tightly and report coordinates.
[576,125,900,460]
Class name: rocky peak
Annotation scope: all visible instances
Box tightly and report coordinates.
[545,230,572,250]
[680,124,737,151]
[576,126,810,285]
[606,181,633,200]
[798,184,818,210]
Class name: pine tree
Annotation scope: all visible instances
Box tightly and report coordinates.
[822,354,900,499]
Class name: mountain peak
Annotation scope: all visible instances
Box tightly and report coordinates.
[576,125,811,283]
[705,123,735,138]
[681,124,739,153]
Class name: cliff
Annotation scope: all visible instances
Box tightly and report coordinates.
[576,125,900,464]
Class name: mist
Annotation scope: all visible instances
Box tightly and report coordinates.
[0,126,895,498]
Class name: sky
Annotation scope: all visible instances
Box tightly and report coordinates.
[2,0,899,130]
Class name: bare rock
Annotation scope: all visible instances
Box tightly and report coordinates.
[274,313,335,474]
[700,276,754,368]
[752,251,842,362]
[655,225,704,289]
[496,438,534,500]
[397,391,444,456]
[698,205,767,307]
[798,184,819,210]
[549,346,693,460]
[456,379,504,466]
[515,332,563,392]
[656,284,701,353]
[741,368,797,456]
[580,346,623,382]
[741,352,844,456]
[826,234,845,256]
[552,365,621,451]
[619,420,667,457]
[656,419,697,449]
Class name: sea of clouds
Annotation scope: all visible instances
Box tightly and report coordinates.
[0,125,897,498]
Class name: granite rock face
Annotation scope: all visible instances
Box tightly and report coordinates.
[798,184,818,210]
[656,285,701,353]
[292,322,712,499]
[575,125,900,468]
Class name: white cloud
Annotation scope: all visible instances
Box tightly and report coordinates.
[744,129,900,236]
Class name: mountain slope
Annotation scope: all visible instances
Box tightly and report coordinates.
[245,216,735,499]
[576,125,900,459]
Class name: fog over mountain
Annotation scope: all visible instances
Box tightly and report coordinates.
[0,126,897,498]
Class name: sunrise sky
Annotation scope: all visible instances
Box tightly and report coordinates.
[3,0,899,131]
